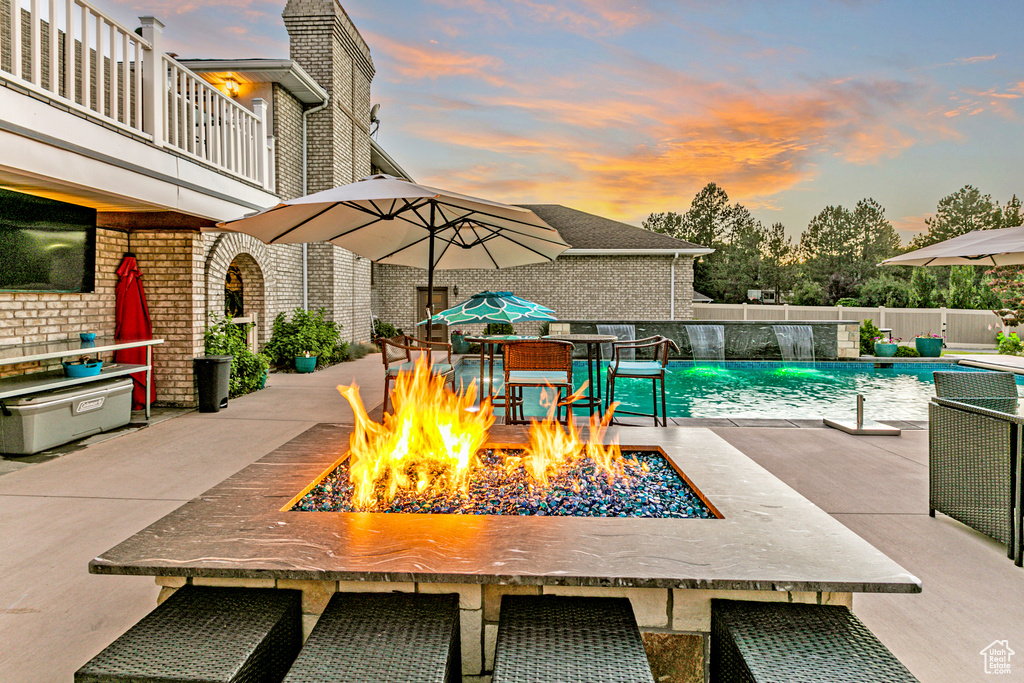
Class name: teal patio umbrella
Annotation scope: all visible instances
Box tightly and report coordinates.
[419,291,556,326]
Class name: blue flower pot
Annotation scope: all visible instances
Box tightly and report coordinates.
[915,337,943,357]
[294,356,317,373]
[873,342,897,357]
[63,359,103,377]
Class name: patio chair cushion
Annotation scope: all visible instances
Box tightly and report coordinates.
[506,370,571,384]
[611,361,663,376]
[386,362,453,377]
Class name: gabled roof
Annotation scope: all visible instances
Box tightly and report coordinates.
[516,204,712,255]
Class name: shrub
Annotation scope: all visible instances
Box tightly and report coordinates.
[997,331,1024,356]
[204,314,269,398]
[859,319,883,355]
[859,273,913,308]
[347,342,377,360]
[484,322,514,335]
[790,279,826,306]
[264,307,344,370]
[372,319,403,343]
[894,345,920,357]
[835,297,861,307]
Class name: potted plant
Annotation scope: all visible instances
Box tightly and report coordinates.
[450,329,470,354]
[914,333,944,357]
[295,350,317,373]
[873,336,899,357]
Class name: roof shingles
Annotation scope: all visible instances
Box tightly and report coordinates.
[517,204,708,252]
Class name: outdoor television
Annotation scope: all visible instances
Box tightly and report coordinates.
[0,189,96,293]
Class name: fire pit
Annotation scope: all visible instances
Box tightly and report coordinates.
[291,448,715,517]
[297,359,716,518]
[90,359,920,683]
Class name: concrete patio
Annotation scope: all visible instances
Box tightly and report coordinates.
[0,354,1021,682]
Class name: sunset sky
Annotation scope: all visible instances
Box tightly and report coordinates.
[103,0,1021,242]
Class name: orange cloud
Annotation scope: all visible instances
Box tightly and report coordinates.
[428,0,651,35]
[398,61,955,227]
[958,54,998,64]
[893,213,933,236]
[365,32,508,87]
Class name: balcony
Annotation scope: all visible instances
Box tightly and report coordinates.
[0,0,277,218]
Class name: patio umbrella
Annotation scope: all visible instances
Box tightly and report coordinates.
[418,291,556,326]
[112,253,155,410]
[215,174,570,316]
[880,225,1024,267]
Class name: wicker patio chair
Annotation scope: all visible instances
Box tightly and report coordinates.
[929,396,1022,562]
[502,339,574,425]
[933,370,1019,398]
[605,335,678,427]
[380,335,454,413]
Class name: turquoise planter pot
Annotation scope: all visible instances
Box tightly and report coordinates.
[915,337,943,357]
[873,342,897,357]
[451,334,470,354]
[294,356,317,373]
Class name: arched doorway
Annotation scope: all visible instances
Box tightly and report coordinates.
[223,253,265,348]
[205,232,275,349]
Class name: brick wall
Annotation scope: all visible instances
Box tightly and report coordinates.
[272,83,304,202]
[131,231,205,407]
[0,228,125,378]
[372,255,696,335]
[282,0,373,343]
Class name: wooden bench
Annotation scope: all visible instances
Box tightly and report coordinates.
[492,595,655,683]
[281,592,460,683]
[75,586,302,683]
[711,599,919,682]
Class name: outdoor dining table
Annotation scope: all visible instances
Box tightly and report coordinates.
[464,335,539,409]
[543,333,618,419]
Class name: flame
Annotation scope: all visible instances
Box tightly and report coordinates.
[337,355,625,509]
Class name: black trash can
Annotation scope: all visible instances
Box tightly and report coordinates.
[195,355,232,412]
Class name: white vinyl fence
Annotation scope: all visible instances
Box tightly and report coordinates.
[693,303,1017,348]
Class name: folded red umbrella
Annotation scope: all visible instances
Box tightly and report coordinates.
[113,254,156,410]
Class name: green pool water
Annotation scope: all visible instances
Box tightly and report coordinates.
[454,361,1016,421]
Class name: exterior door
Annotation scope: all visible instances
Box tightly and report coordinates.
[416,287,449,342]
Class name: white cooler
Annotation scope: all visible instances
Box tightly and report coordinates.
[0,378,133,455]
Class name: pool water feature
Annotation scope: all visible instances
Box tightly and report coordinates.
[453,361,1013,421]
[773,324,815,362]
[686,325,725,362]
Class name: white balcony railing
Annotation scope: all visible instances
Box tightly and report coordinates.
[0,1,273,191]
[163,54,269,189]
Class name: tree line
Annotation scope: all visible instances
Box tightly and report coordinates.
[643,183,1023,313]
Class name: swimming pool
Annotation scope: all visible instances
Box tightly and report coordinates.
[454,361,1019,421]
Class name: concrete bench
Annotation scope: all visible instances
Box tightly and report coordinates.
[492,595,655,683]
[281,591,460,683]
[711,599,919,682]
[75,586,302,683]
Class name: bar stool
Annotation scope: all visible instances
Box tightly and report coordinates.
[605,335,678,427]
[503,339,575,425]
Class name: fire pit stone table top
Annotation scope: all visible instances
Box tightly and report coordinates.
[90,424,921,594]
